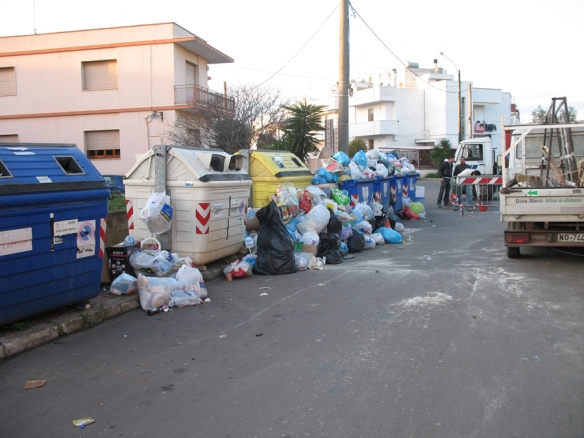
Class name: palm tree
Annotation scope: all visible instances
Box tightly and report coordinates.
[280,101,326,162]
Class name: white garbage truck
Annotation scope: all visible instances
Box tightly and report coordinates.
[500,103,584,258]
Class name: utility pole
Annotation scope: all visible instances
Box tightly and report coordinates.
[338,0,350,154]
[440,52,462,144]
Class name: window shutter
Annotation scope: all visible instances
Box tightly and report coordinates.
[86,130,120,150]
[186,62,197,85]
[0,67,16,96]
[0,135,18,142]
[83,60,117,91]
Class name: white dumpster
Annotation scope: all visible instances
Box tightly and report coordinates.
[124,146,252,265]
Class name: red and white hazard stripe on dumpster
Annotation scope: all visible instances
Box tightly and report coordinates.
[390,185,397,202]
[99,218,107,258]
[458,176,502,185]
[126,199,135,230]
[402,184,409,199]
[195,202,211,234]
[350,194,359,206]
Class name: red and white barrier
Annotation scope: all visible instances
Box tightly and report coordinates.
[458,177,502,185]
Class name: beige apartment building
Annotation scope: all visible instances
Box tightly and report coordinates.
[0,23,233,175]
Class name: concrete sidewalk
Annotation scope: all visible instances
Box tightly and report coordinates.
[0,263,224,360]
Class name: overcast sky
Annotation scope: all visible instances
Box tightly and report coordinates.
[2,0,583,125]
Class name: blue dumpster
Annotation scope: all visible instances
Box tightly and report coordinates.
[373,176,392,208]
[390,174,404,212]
[0,143,110,325]
[402,172,419,202]
[339,178,376,207]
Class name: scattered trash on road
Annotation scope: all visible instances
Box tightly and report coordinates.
[72,417,95,428]
[22,380,46,390]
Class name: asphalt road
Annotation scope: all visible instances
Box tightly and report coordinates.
[1,180,583,438]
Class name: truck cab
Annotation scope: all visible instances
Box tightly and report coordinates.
[454,137,501,175]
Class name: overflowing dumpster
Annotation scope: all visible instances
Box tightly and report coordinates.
[124,146,252,266]
[0,143,109,325]
[239,150,313,208]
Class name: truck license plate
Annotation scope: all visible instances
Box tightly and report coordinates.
[557,233,584,242]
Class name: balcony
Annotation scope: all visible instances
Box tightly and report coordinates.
[350,120,399,138]
[174,84,235,114]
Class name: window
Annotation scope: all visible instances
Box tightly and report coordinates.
[186,62,199,86]
[368,139,374,150]
[0,134,18,143]
[368,108,374,122]
[85,130,120,159]
[0,67,16,97]
[82,60,117,91]
[462,144,483,161]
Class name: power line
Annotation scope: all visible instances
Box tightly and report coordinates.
[349,2,458,94]
[249,4,339,90]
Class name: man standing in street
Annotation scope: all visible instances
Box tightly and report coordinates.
[437,155,454,207]
[453,157,473,210]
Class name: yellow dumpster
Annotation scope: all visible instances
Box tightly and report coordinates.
[240,150,314,208]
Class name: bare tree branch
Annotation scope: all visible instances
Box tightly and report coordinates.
[165,85,289,154]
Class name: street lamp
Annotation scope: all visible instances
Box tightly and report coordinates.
[440,52,462,144]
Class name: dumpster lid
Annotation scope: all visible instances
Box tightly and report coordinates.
[125,146,251,182]
[248,150,312,178]
[0,143,108,194]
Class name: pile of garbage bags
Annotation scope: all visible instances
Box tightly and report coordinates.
[311,150,417,185]
[237,180,416,277]
[109,236,209,314]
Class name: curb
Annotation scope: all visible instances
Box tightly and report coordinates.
[0,264,226,361]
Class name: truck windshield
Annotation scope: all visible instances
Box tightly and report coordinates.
[461,144,483,161]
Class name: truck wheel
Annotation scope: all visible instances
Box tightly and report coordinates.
[507,246,520,258]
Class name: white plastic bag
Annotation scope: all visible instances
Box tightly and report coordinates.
[353,203,374,221]
[175,265,208,298]
[110,273,137,295]
[168,290,202,307]
[294,253,309,271]
[403,197,413,208]
[139,192,173,234]
[375,163,389,178]
[137,274,182,310]
[297,204,330,235]
[371,233,385,245]
[349,161,365,180]
[300,231,320,246]
[363,235,376,250]
[305,186,327,205]
[353,220,372,235]
[394,222,405,232]
[308,255,325,270]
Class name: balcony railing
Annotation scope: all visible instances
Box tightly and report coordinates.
[174,84,235,114]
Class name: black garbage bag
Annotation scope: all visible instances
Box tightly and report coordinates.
[326,209,342,234]
[348,230,365,253]
[252,201,297,275]
[317,233,342,264]
[375,215,386,230]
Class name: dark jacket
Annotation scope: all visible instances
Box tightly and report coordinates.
[438,160,453,178]
[453,163,470,177]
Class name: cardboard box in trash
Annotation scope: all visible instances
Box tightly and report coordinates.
[106,242,141,282]
[302,244,318,255]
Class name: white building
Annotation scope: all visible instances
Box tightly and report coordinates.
[315,61,519,167]
[0,23,233,175]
